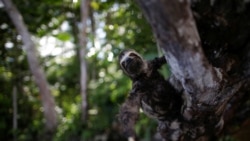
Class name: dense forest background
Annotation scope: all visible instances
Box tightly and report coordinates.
[0,0,159,140]
[1,0,250,141]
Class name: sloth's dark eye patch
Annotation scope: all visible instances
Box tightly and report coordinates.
[121,61,126,68]
[130,53,137,57]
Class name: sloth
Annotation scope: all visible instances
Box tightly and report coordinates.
[117,49,183,140]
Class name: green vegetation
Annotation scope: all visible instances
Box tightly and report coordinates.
[1,0,248,140]
[0,0,160,140]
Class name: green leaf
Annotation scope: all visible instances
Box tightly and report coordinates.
[54,32,71,41]
[90,1,99,10]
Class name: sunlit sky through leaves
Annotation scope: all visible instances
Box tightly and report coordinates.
[38,16,114,62]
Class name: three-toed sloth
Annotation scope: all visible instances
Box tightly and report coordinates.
[118,49,183,140]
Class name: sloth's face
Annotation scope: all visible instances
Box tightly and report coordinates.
[119,49,145,77]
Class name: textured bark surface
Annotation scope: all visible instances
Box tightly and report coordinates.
[2,0,58,132]
[136,0,250,140]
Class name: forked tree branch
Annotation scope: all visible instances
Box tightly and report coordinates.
[134,0,245,140]
[135,0,223,106]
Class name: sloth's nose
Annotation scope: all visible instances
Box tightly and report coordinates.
[125,57,133,64]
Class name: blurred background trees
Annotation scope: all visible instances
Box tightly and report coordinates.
[0,0,250,141]
[0,0,158,140]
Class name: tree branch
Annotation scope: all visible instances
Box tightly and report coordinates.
[79,0,90,123]
[133,0,246,140]
[136,0,224,105]
[2,0,58,131]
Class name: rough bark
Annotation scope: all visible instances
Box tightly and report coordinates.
[79,0,90,123]
[2,0,58,132]
[135,0,250,140]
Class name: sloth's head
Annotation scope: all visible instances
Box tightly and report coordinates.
[119,49,147,78]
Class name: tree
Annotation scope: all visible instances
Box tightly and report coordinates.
[79,0,90,123]
[2,0,58,132]
[134,0,250,140]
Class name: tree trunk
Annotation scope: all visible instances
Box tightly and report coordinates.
[79,0,90,123]
[2,0,58,132]
[135,0,250,140]
[12,86,17,141]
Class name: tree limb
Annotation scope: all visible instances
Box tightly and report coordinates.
[133,0,247,140]
[79,0,90,123]
[2,0,58,132]
[135,0,223,104]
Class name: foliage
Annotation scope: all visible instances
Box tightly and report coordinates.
[0,0,160,140]
[1,0,249,140]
